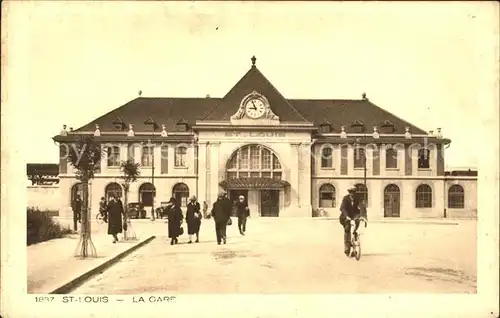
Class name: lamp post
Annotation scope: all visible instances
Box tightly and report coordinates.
[356,136,368,204]
[144,118,157,221]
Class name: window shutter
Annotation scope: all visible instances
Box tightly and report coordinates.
[59,145,67,174]
[436,144,445,176]
[405,145,412,175]
[340,145,348,175]
[161,145,168,174]
[128,144,135,162]
[372,145,380,175]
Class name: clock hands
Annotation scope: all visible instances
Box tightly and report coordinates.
[250,100,257,110]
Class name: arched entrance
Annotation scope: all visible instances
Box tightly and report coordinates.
[139,183,156,207]
[384,184,400,217]
[220,144,290,217]
[70,183,83,204]
[172,183,189,207]
[105,182,123,201]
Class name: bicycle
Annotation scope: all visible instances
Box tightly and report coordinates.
[348,216,368,261]
[96,212,106,224]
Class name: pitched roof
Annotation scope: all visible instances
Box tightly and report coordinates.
[72,63,427,135]
[202,65,310,123]
[74,97,220,132]
[288,99,427,134]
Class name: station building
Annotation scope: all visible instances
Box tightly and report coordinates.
[53,57,477,220]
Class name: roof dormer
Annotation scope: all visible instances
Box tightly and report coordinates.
[318,121,332,133]
[351,120,365,133]
[112,117,125,131]
[380,120,396,134]
[175,118,189,132]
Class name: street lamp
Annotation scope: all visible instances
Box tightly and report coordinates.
[355,136,368,204]
[144,118,158,221]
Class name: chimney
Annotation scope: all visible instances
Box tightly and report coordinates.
[436,128,443,139]
[69,127,73,132]
[429,130,434,136]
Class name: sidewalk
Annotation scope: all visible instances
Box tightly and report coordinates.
[27,221,156,294]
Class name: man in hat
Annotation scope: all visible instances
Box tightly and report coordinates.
[339,185,361,256]
[211,191,231,244]
[236,195,250,235]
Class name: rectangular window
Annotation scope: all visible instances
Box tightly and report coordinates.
[141,146,153,166]
[262,150,272,169]
[386,147,398,169]
[175,146,187,167]
[107,146,120,167]
[273,172,282,180]
[418,149,430,169]
[354,148,365,168]
[261,172,271,178]
[250,172,260,178]
[227,172,237,180]
[321,147,333,168]
[320,192,335,208]
[240,150,249,169]
[250,147,260,169]
[272,154,281,169]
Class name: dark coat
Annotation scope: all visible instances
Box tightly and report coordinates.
[339,194,360,221]
[72,198,82,213]
[167,205,184,238]
[186,201,201,234]
[211,198,231,223]
[236,201,249,218]
[107,199,124,235]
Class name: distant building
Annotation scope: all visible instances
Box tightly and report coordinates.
[26,163,59,185]
[52,57,477,219]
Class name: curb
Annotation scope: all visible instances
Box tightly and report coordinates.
[49,235,156,294]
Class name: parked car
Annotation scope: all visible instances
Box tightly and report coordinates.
[127,202,147,219]
[155,201,172,219]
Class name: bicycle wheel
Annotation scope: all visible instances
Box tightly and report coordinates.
[96,213,103,224]
[354,237,361,261]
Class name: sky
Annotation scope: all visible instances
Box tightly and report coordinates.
[3,1,499,169]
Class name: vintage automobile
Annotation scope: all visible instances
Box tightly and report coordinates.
[127,202,147,219]
[155,201,172,219]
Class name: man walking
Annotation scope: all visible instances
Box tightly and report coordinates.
[211,192,231,245]
[339,186,361,256]
[71,194,82,231]
[236,195,249,235]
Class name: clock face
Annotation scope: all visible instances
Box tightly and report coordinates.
[245,98,266,119]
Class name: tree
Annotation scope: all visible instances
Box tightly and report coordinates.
[120,159,140,240]
[67,135,102,258]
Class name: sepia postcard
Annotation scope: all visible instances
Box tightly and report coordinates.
[1,1,499,318]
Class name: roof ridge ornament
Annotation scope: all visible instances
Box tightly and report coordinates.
[251,55,256,67]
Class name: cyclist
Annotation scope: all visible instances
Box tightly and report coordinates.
[99,197,108,223]
[339,186,361,256]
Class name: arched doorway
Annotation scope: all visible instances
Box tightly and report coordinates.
[384,184,400,217]
[172,183,189,207]
[105,183,123,201]
[139,183,156,207]
[221,144,289,217]
[70,183,83,204]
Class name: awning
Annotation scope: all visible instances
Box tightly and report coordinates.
[219,178,290,190]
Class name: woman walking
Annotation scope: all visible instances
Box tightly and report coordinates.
[186,195,202,243]
[107,194,125,243]
[167,197,184,245]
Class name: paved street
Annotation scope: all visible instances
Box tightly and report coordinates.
[72,218,477,294]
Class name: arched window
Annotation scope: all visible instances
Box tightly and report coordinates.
[319,184,336,207]
[386,147,398,169]
[107,146,120,167]
[139,183,155,207]
[416,184,432,208]
[173,183,189,206]
[448,185,464,209]
[226,144,282,180]
[70,183,83,204]
[321,146,333,168]
[175,146,187,167]
[355,183,368,204]
[105,183,122,201]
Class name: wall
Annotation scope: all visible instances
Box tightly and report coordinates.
[27,186,61,212]
[444,178,478,218]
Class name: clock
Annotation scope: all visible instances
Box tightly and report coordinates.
[245,98,266,119]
